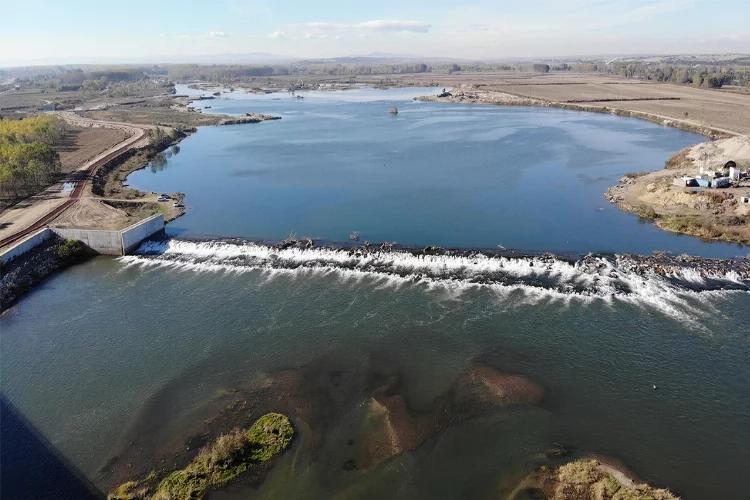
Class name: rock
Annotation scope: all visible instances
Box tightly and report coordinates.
[545,444,570,459]
[646,183,658,193]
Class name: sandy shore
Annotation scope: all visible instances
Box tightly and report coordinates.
[605,136,750,245]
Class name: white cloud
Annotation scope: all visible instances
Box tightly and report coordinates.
[159,33,166,39]
[271,19,431,40]
[354,20,431,33]
[201,31,228,38]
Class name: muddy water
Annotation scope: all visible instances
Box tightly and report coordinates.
[1,253,749,499]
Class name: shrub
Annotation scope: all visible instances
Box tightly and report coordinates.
[145,413,293,500]
[56,239,84,260]
[635,206,659,220]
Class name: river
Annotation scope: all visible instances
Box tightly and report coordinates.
[1,86,749,499]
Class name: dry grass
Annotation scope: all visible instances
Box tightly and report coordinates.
[665,148,694,169]
[85,107,225,128]
[57,126,130,172]
[549,459,680,500]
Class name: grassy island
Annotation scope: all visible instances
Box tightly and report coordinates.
[109,413,294,500]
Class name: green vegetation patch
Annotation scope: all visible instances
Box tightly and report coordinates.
[634,205,660,220]
[0,116,64,202]
[245,412,295,462]
[56,238,85,261]
[110,413,293,500]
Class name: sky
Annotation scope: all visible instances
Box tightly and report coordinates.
[0,0,748,66]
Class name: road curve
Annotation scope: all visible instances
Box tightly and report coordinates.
[0,114,150,249]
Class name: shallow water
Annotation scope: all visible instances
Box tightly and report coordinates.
[1,254,749,498]
[2,88,750,500]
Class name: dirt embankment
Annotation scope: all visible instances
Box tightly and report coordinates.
[417,86,733,139]
[417,88,548,107]
[605,136,750,245]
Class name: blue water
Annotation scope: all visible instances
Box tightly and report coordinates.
[2,86,750,500]
[127,86,744,258]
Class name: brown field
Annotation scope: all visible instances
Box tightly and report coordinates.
[404,73,750,135]
[479,79,750,134]
[82,106,227,127]
[57,126,130,172]
[0,86,170,115]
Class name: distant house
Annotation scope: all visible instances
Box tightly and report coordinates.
[712,177,731,188]
[673,176,697,187]
[40,103,57,111]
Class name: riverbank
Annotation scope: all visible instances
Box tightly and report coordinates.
[0,236,89,313]
[416,88,749,246]
[417,88,733,139]
[605,136,750,245]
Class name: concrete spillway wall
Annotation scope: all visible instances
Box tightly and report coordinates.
[1,214,165,265]
[122,214,166,253]
[50,227,124,255]
[0,229,54,265]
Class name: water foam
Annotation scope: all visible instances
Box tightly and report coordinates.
[119,239,749,326]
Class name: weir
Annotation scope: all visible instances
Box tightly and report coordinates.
[0,214,165,265]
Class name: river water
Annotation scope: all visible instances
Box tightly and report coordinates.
[1,87,749,499]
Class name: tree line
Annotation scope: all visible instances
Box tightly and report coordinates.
[0,116,64,200]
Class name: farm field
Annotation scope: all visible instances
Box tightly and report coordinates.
[57,126,130,173]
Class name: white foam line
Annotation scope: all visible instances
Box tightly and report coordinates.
[119,239,749,326]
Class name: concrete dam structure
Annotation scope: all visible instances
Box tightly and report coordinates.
[1,214,165,265]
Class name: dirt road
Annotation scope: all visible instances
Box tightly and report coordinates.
[0,114,150,249]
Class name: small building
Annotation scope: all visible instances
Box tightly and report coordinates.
[673,177,697,187]
[741,193,750,204]
[696,177,711,188]
[729,166,740,181]
[40,103,57,111]
[712,177,731,188]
